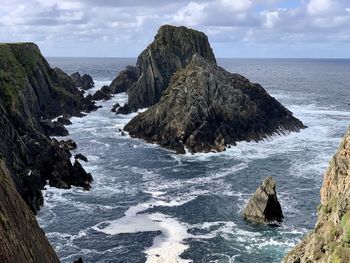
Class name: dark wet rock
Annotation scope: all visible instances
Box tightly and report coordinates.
[91,86,112,101]
[59,139,77,151]
[116,103,132,115]
[243,176,284,223]
[40,119,69,136]
[57,114,72,125]
[0,160,60,263]
[70,160,93,190]
[123,25,216,112]
[75,153,88,162]
[73,258,84,263]
[71,72,94,90]
[109,65,138,94]
[125,55,305,154]
[111,103,121,112]
[121,131,126,136]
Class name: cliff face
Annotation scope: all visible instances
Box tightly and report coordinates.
[115,25,216,112]
[0,160,60,263]
[124,55,305,154]
[283,127,350,263]
[0,43,93,212]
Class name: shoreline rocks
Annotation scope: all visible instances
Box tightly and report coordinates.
[243,176,284,224]
[124,55,305,154]
[71,72,94,90]
[0,42,94,213]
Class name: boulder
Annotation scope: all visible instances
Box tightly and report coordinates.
[123,24,217,112]
[91,86,112,101]
[59,139,77,151]
[57,114,72,125]
[71,72,94,90]
[111,103,120,112]
[116,103,132,115]
[124,55,305,154]
[243,176,284,223]
[75,153,88,162]
[40,119,69,136]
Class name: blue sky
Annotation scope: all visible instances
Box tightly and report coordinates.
[0,0,350,58]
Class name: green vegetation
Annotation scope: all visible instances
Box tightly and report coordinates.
[0,44,28,108]
[341,212,350,243]
[321,197,338,214]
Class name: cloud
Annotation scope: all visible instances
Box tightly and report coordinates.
[0,0,349,57]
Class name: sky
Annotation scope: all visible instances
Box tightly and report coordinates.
[0,0,350,58]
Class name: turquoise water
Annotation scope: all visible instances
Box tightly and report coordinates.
[37,58,350,263]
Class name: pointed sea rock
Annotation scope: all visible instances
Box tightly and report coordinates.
[243,176,284,223]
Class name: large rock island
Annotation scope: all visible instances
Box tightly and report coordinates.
[124,55,305,154]
[283,126,350,263]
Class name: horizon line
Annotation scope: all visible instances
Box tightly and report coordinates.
[46,56,350,60]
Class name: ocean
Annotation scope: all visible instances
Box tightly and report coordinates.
[37,58,350,263]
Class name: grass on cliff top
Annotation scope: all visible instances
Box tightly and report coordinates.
[0,44,28,108]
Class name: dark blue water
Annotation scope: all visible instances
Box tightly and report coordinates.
[38,58,350,263]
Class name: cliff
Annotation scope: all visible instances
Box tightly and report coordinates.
[0,43,93,212]
[124,55,305,154]
[283,126,350,263]
[113,25,216,113]
[0,160,60,263]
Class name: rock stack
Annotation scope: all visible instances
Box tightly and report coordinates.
[113,24,217,113]
[124,55,305,153]
[243,176,284,223]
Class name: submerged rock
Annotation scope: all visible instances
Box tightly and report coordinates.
[118,24,216,112]
[71,72,94,90]
[124,55,305,153]
[243,176,284,223]
[283,126,350,262]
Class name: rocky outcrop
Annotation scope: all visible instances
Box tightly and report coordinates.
[91,85,112,101]
[0,43,94,212]
[124,55,305,154]
[0,160,60,263]
[115,25,216,113]
[243,176,284,223]
[109,65,138,94]
[283,127,350,263]
[71,72,94,90]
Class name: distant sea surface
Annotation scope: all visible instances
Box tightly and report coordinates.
[38,58,350,263]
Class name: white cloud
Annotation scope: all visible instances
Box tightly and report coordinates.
[0,0,349,57]
[219,0,252,12]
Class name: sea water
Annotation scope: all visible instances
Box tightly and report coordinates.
[37,58,350,263]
